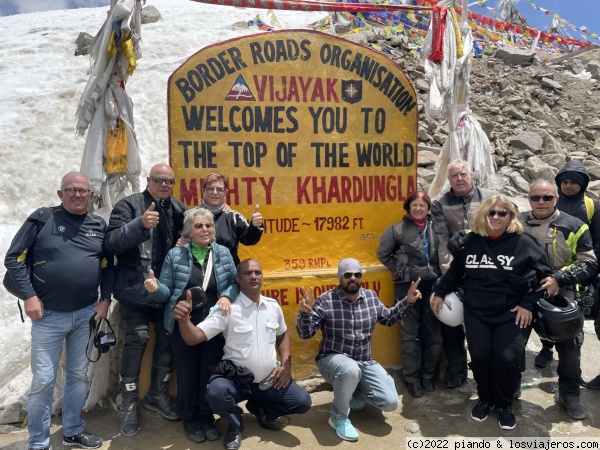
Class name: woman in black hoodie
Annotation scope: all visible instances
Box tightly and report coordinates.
[431,195,551,431]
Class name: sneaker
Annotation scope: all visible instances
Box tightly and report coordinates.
[349,392,366,411]
[446,373,466,389]
[407,382,423,398]
[328,416,359,441]
[471,401,495,422]
[560,396,587,420]
[498,407,516,430]
[421,379,436,393]
[582,375,600,389]
[63,431,103,449]
[534,347,553,368]
[29,447,51,450]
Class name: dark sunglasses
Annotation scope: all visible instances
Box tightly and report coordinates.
[487,210,509,218]
[343,272,363,279]
[194,223,213,229]
[149,176,176,185]
[529,195,555,202]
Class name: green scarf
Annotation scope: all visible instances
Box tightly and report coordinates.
[191,242,211,267]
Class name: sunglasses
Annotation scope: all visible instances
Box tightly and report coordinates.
[194,223,214,229]
[149,176,176,185]
[487,210,509,218]
[343,272,363,279]
[529,195,555,202]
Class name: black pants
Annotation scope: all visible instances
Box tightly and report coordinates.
[465,315,531,408]
[556,332,584,397]
[120,303,173,379]
[395,280,442,383]
[441,322,468,379]
[538,334,583,396]
[171,321,225,420]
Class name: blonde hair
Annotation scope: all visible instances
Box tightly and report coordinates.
[469,195,523,237]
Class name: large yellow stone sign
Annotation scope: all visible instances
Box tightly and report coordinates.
[168,30,418,372]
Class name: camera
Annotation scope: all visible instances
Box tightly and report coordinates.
[98,331,117,352]
[87,316,117,362]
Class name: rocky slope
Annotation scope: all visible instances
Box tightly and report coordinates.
[363,32,600,200]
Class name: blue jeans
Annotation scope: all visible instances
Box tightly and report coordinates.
[317,353,398,420]
[28,305,95,449]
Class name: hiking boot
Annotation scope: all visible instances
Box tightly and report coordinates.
[421,379,436,392]
[534,347,553,368]
[560,396,587,420]
[471,401,495,422]
[497,407,516,430]
[446,372,466,389]
[142,367,179,421]
[407,382,423,398]
[183,419,205,443]
[62,431,103,449]
[328,416,359,441]
[349,391,366,411]
[582,375,600,389]
[119,377,139,437]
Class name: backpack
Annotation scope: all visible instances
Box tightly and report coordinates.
[3,207,52,322]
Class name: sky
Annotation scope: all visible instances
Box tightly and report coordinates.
[0,0,598,42]
[0,0,328,416]
[470,0,600,42]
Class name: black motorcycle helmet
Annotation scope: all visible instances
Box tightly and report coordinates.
[534,294,584,342]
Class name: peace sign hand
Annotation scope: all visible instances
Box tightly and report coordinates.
[299,286,315,314]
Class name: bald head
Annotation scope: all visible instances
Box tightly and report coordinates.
[147,163,175,200]
[57,172,92,215]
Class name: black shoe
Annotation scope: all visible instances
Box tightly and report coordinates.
[246,401,280,430]
[497,407,516,430]
[142,392,179,421]
[471,401,495,422]
[199,415,220,441]
[119,401,139,437]
[559,396,587,420]
[421,379,436,392]
[224,424,243,450]
[446,373,466,389]
[534,347,553,368]
[407,382,423,398]
[62,431,103,449]
[184,419,206,443]
[582,375,600,389]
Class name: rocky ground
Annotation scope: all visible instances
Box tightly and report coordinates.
[2,329,600,449]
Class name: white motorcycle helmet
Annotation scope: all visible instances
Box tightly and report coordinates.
[430,291,464,327]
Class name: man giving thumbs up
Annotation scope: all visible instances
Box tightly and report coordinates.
[105,163,187,436]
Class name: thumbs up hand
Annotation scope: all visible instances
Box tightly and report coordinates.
[173,290,193,322]
[142,202,159,229]
[251,204,263,227]
[144,269,159,293]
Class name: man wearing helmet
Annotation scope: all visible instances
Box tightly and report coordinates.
[521,179,598,420]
